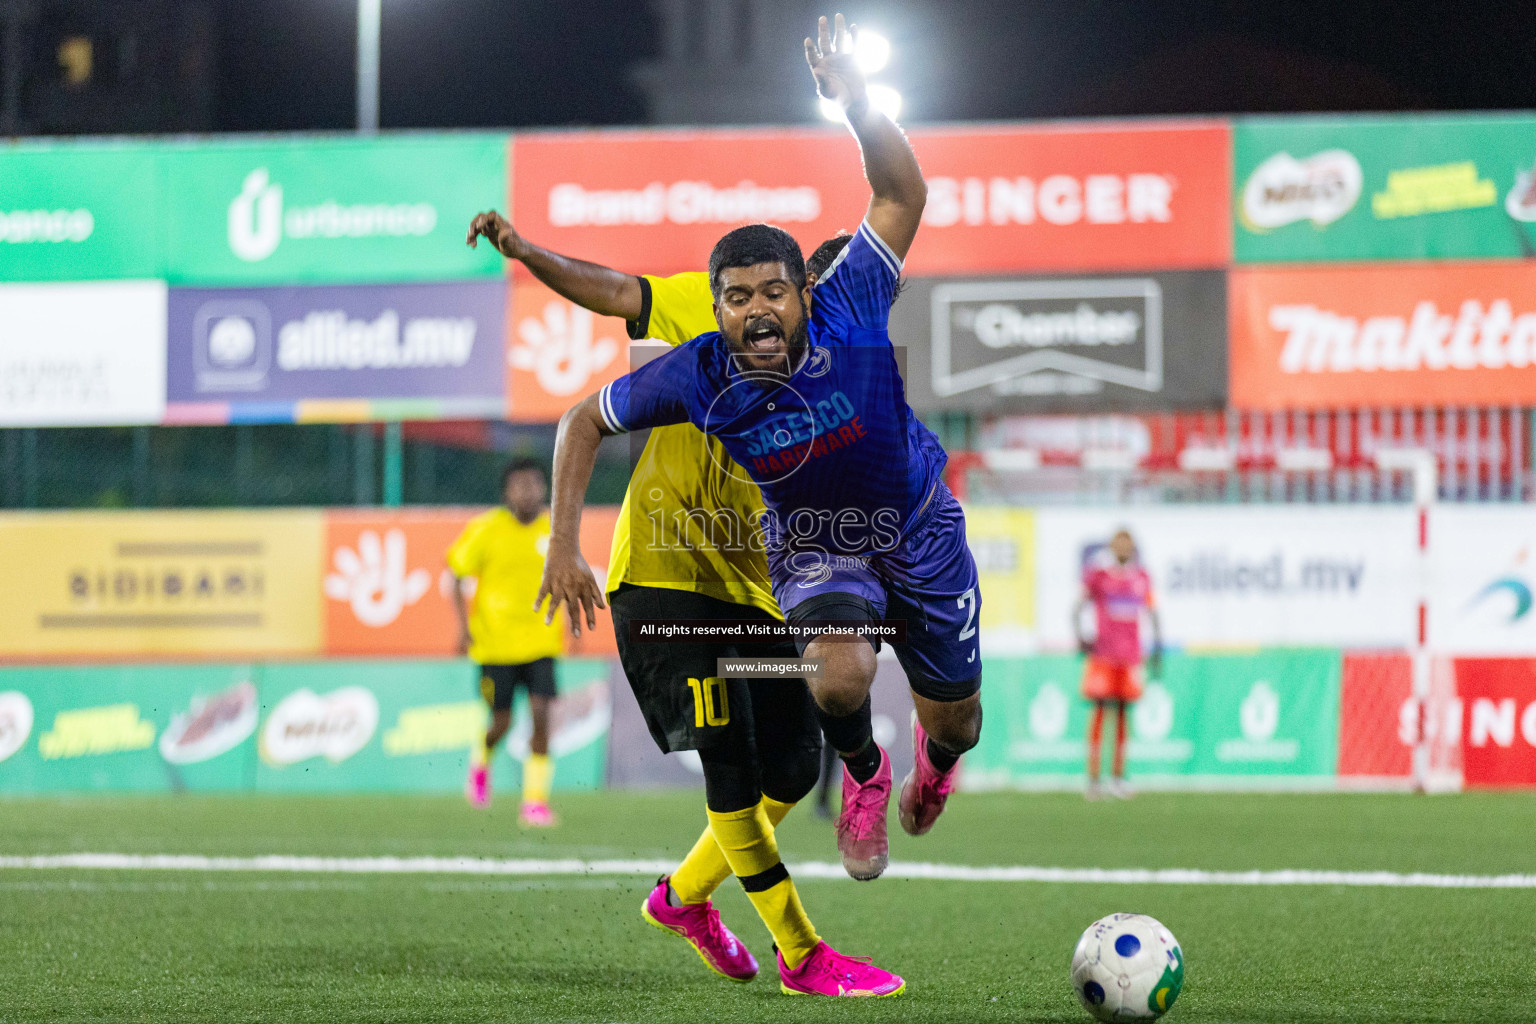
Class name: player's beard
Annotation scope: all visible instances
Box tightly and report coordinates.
[730,318,809,389]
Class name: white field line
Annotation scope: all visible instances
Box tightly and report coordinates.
[0,853,1533,889]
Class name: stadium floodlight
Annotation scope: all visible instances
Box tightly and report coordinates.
[357,0,381,134]
[820,84,904,123]
[854,31,891,73]
[818,29,899,122]
[867,84,902,120]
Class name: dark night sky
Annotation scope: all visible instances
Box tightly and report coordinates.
[210,0,1536,131]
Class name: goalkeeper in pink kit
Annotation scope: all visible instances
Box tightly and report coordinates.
[1074,529,1161,800]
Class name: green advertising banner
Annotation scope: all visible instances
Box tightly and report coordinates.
[1235,113,1536,263]
[0,658,608,794]
[162,134,506,285]
[965,650,1341,788]
[0,142,164,281]
[0,663,257,793]
[254,658,608,794]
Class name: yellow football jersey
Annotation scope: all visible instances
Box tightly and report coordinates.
[606,272,780,617]
[447,507,565,665]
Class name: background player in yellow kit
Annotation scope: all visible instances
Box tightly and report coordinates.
[448,457,564,826]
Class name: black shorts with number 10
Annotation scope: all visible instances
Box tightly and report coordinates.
[610,583,820,758]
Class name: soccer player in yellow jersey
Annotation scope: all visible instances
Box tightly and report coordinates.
[447,457,564,826]
[465,214,903,993]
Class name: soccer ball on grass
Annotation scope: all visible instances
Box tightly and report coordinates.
[1070,913,1184,1021]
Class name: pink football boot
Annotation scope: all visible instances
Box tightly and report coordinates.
[898,715,960,836]
[640,876,759,982]
[465,764,489,808]
[519,801,557,827]
[836,746,892,880]
[778,941,905,997]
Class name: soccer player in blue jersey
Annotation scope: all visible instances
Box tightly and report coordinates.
[538,13,983,886]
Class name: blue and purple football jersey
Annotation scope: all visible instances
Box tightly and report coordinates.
[599,221,947,557]
[598,220,981,686]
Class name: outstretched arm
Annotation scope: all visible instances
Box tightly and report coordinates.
[534,394,612,637]
[805,13,926,261]
[1073,591,1095,656]
[467,210,642,320]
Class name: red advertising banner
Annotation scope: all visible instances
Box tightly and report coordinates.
[510,122,1231,278]
[1456,657,1536,787]
[1337,652,1413,780]
[908,123,1230,275]
[1337,654,1536,788]
[1231,263,1536,410]
[322,507,620,658]
[506,278,633,424]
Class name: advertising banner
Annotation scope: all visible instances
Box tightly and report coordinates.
[0,280,168,426]
[1336,652,1414,782]
[0,141,164,281]
[165,280,506,417]
[0,657,609,794]
[1235,113,1536,263]
[511,122,1231,278]
[1230,263,1536,409]
[321,506,621,659]
[1033,506,1417,650]
[964,507,1036,647]
[1455,658,1536,787]
[507,278,633,423]
[1334,652,1536,789]
[909,122,1231,275]
[0,663,257,794]
[323,510,471,657]
[1428,507,1536,655]
[893,271,1227,412]
[163,135,505,285]
[253,658,608,794]
[963,650,1341,788]
[0,510,324,659]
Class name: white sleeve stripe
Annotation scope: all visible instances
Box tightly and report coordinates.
[816,232,858,285]
[597,384,626,433]
[858,219,904,274]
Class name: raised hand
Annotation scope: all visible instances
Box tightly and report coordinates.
[804,13,867,114]
[465,209,529,260]
[534,546,606,638]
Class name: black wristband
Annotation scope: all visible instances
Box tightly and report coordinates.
[626,276,653,340]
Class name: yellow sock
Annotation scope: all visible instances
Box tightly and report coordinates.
[471,737,490,768]
[671,796,796,905]
[522,753,553,805]
[708,801,819,968]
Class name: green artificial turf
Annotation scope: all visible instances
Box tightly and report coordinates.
[1,790,1533,1022]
